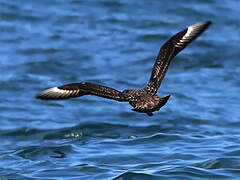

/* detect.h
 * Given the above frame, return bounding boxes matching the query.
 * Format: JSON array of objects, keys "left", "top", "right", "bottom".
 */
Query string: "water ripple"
[{"left": 0, "top": 0, "right": 240, "bottom": 179}]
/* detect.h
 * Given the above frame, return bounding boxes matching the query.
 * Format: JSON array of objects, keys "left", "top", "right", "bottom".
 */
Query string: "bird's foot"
[{"left": 147, "top": 112, "right": 153, "bottom": 116}]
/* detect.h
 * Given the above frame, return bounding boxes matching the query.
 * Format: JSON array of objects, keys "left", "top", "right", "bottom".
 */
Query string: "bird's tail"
[{"left": 160, "top": 95, "right": 171, "bottom": 107}]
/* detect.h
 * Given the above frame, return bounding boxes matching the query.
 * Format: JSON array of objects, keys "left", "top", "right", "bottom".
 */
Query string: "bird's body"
[
  {"left": 36, "top": 21, "right": 211, "bottom": 116},
  {"left": 121, "top": 88, "right": 170, "bottom": 116}
]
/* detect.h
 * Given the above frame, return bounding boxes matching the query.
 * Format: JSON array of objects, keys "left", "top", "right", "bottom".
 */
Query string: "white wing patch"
[
  {"left": 37, "top": 87, "right": 80, "bottom": 99},
  {"left": 175, "top": 22, "right": 203, "bottom": 48}
]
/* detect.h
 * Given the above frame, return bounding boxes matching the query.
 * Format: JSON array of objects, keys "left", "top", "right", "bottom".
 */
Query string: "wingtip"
[
  {"left": 206, "top": 20, "right": 212, "bottom": 24},
  {"left": 201, "top": 20, "right": 212, "bottom": 27},
  {"left": 35, "top": 93, "right": 47, "bottom": 100},
  {"left": 35, "top": 91, "right": 44, "bottom": 99},
  {"left": 192, "top": 21, "right": 212, "bottom": 28},
  {"left": 35, "top": 94, "right": 41, "bottom": 99},
  {"left": 201, "top": 20, "right": 212, "bottom": 24},
  {"left": 35, "top": 87, "right": 60, "bottom": 100},
  {"left": 35, "top": 92, "right": 48, "bottom": 100}
]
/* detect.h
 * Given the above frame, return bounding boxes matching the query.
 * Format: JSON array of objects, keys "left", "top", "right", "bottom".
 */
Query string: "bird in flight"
[{"left": 36, "top": 21, "right": 211, "bottom": 116}]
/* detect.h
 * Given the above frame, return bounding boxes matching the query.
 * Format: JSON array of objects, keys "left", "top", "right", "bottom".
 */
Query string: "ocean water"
[{"left": 0, "top": 0, "right": 239, "bottom": 179}]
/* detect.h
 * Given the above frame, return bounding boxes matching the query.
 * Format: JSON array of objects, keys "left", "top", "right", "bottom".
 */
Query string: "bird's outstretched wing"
[
  {"left": 146, "top": 21, "right": 211, "bottom": 94},
  {"left": 36, "top": 82, "right": 127, "bottom": 102}
]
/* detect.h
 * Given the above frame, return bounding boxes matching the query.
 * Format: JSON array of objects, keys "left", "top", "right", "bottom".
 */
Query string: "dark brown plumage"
[{"left": 36, "top": 21, "right": 211, "bottom": 116}]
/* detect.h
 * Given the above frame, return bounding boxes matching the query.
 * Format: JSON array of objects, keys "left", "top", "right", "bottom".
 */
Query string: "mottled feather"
[{"left": 146, "top": 21, "right": 211, "bottom": 94}]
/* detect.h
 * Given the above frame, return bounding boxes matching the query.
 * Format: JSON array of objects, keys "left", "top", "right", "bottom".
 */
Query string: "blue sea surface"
[{"left": 0, "top": 0, "right": 240, "bottom": 179}]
